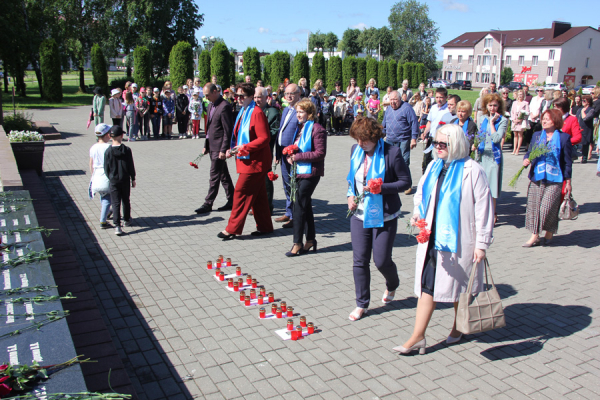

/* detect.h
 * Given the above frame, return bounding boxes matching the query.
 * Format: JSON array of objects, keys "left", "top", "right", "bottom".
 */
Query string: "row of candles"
[{"left": 208, "top": 256, "right": 315, "bottom": 339}]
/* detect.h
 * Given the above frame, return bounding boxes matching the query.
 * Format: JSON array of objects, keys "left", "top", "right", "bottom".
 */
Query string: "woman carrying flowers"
[
  {"left": 346, "top": 117, "right": 412, "bottom": 321},
  {"left": 522, "top": 109, "right": 573, "bottom": 247},
  {"left": 510, "top": 89, "right": 529, "bottom": 155},
  {"left": 394, "top": 124, "right": 494, "bottom": 354},
  {"left": 284, "top": 99, "right": 327, "bottom": 257},
  {"left": 218, "top": 83, "right": 273, "bottom": 240}
]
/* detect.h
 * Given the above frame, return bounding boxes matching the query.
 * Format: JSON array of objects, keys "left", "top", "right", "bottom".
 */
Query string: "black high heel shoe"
[
  {"left": 285, "top": 243, "right": 304, "bottom": 257},
  {"left": 303, "top": 240, "right": 318, "bottom": 253}
]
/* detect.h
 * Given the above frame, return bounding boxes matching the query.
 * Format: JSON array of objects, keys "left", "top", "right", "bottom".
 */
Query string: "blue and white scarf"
[
  {"left": 231, "top": 100, "right": 256, "bottom": 160},
  {"left": 347, "top": 139, "right": 386, "bottom": 228},
  {"left": 418, "top": 158, "right": 466, "bottom": 253},
  {"left": 533, "top": 130, "right": 562, "bottom": 183},
  {"left": 479, "top": 116, "right": 502, "bottom": 165},
  {"left": 453, "top": 117, "right": 471, "bottom": 136},
  {"left": 295, "top": 120, "right": 314, "bottom": 175}
]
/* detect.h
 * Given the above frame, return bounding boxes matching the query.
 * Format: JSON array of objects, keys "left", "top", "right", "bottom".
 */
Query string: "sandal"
[
  {"left": 382, "top": 290, "right": 395, "bottom": 304},
  {"left": 349, "top": 307, "right": 367, "bottom": 321}
]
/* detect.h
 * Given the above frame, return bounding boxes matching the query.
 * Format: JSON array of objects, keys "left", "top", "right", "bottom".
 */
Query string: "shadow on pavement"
[
  {"left": 125, "top": 215, "right": 225, "bottom": 235},
  {"left": 546, "top": 229, "right": 600, "bottom": 248},
  {"left": 44, "top": 169, "right": 86, "bottom": 176},
  {"left": 495, "top": 191, "right": 526, "bottom": 228},
  {"left": 61, "top": 131, "right": 85, "bottom": 138},
  {"left": 45, "top": 142, "right": 72, "bottom": 147}
]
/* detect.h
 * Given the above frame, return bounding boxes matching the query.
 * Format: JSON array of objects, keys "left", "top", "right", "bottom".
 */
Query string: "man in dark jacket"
[
  {"left": 176, "top": 86, "right": 190, "bottom": 138},
  {"left": 195, "top": 83, "right": 235, "bottom": 214},
  {"left": 255, "top": 87, "right": 280, "bottom": 213},
  {"left": 104, "top": 126, "right": 136, "bottom": 235}
]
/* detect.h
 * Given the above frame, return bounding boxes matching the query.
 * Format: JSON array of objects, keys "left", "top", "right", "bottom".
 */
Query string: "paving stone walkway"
[{"left": 24, "top": 106, "right": 600, "bottom": 399}]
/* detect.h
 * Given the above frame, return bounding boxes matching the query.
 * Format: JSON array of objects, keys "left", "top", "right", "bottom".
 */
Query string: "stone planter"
[{"left": 10, "top": 141, "right": 45, "bottom": 175}]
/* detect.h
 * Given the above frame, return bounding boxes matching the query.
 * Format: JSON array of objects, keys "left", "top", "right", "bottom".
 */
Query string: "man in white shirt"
[
  {"left": 528, "top": 88, "right": 545, "bottom": 130},
  {"left": 420, "top": 87, "right": 450, "bottom": 173},
  {"left": 398, "top": 80, "right": 413, "bottom": 102}
]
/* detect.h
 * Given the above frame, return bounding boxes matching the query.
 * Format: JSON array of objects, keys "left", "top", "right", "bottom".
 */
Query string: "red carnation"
[
  {"left": 419, "top": 125, "right": 426, "bottom": 130},
  {"left": 189, "top": 162, "right": 194, "bottom": 166},
  {"left": 416, "top": 229, "right": 431, "bottom": 244},
  {"left": 366, "top": 178, "right": 383, "bottom": 194},
  {"left": 283, "top": 144, "right": 299, "bottom": 155},
  {"left": 415, "top": 218, "right": 428, "bottom": 229},
  {"left": 236, "top": 145, "right": 249, "bottom": 157},
  {"left": 0, "top": 365, "right": 7, "bottom": 371},
  {"left": 438, "top": 121, "right": 446, "bottom": 126},
  {"left": 0, "top": 383, "right": 11, "bottom": 396},
  {"left": 268, "top": 172, "right": 279, "bottom": 181}
]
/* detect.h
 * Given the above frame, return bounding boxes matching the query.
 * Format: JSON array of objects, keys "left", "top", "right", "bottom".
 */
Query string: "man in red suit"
[{"left": 217, "top": 83, "right": 274, "bottom": 240}]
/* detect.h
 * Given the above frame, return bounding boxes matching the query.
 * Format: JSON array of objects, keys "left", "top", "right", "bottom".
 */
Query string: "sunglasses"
[
  {"left": 236, "top": 94, "right": 247, "bottom": 98},
  {"left": 537, "top": 90, "right": 544, "bottom": 92},
  {"left": 432, "top": 141, "right": 449, "bottom": 149}
]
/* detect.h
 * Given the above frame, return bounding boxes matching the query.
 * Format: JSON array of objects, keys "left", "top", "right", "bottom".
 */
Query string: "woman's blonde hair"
[
  {"left": 298, "top": 77, "right": 307, "bottom": 86},
  {"left": 456, "top": 100, "right": 472, "bottom": 115},
  {"left": 544, "top": 90, "right": 554, "bottom": 101},
  {"left": 433, "top": 124, "right": 470, "bottom": 162},
  {"left": 313, "top": 79, "right": 323, "bottom": 90},
  {"left": 552, "top": 90, "right": 561, "bottom": 100},
  {"left": 369, "top": 78, "right": 376, "bottom": 86},
  {"left": 295, "top": 98, "right": 316, "bottom": 121}
]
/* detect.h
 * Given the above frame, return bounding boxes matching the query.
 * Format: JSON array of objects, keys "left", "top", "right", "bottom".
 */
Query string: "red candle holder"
[
  {"left": 215, "top": 267, "right": 221, "bottom": 277},
  {"left": 287, "top": 319, "right": 294, "bottom": 331},
  {"left": 219, "top": 272, "right": 225, "bottom": 281},
  {"left": 300, "top": 316, "right": 306, "bottom": 327},
  {"left": 246, "top": 275, "right": 252, "bottom": 285},
  {"left": 280, "top": 301, "right": 287, "bottom": 313},
  {"left": 226, "top": 258, "right": 232, "bottom": 267},
  {"left": 307, "top": 322, "right": 314, "bottom": 334},
  {"left": 260, "top": 287, "right": 266, "bottom": 297},
  {"left": 228, "top": 278, "right": 233, "bottom": 288},
  {"left": 207, "top": 261, "right": 213, "bottom": 270},
  {"left": 235, "top": 267, "right": 241, "bottom": 276},
  {"left": 217, "top": 255, "right": 223, "bottom": 267},
  {"left": 258, "top": 295, "right": 264, "bottom": 305},
  {"left": 251, "top": 279, "right": 257, "bottom": 288},
  {"left": 245, "top": 296, "right": 251, "bottom": 306},
  {"left": 287, "top": 307, "right": 294, "bottom": 317},
  {"left": 268, "top": 292, "right": 274, "bottom": 303},
  {"left": 239, "top": 290, "right": 246, "bottom": 302},
  {"left": 271, "top": 303, "right": 277, "bottom": 315},
  {"left": 259, "top": 308, "right": 266, "bottom": 318},
  {"left": 233, "top": 282, "right": 239, "bottom": 292},
  {"left": 250, "top": 289, "right": 256, "bottom": 299},
  {"left": 276, "top": 308, "right": 282, "bottom": 318},
  {"left": 291, "top": 326, "right": 302, "bottom": 341}
]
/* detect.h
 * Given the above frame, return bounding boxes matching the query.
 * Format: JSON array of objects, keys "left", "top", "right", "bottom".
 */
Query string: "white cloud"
[
  {"left": 439, "top": 0, "right": 469, "bottom": 12},
  {"left": 350, "top": 22, "right": 369, "bottom": 30},
  {"left": 258, "top": 27, "right": 270, "bottom": 34}
]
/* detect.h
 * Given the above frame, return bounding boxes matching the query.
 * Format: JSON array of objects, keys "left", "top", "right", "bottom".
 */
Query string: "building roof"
[{"left": 443, "top": 22, "right": 595, "bottom": 48}]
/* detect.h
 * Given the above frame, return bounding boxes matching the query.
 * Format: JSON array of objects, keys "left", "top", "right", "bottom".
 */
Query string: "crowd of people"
[{"left": 88, "top": 74, "right": 600, "bottom": 354}]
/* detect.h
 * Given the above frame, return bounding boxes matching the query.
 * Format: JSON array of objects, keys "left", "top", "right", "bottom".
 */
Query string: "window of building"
[
  {"left": 483, "top": 55, "right": 491, "bottom": 66},
  {"left": 447, "top": 55, "right": 452, "bottom": 64},
  {"left": 482, "top": 73, "right": 490, "bottom": 83},
  {"left": 518, "top": 56, "right": 525, "bottom": 66},
  {"left": 456, "top": 72, "right": 463, "bottom": 80},
  {"left": 532, "top": 56, "right": 538, "bottom": 66},
  {"left": 589, "top": 38, "right": 592, "bottom": 49},
  {"left": 468, "top": 55, "right": 473, "bottom": 64},
  {"left": 586, "top": 58, "right": 590, "bottom": 68},
  {"left": 492, "top": 73, "right": 496, "bottom": 83},
  {"left": 527, "top": 38, "right": 534, "bottom": 42},
  {"left": 547, "top": 66, "right": 554, "bottom": 77},
  {"left": 536, "top": 37, "right": 544, "bottom": 42},
  {"left": 458, "top": 55, "right": 463, "bottom": 63},
  {"left": 493, "top": 56, "right": 497, "bottom": 66},
  {"left": 477, "top": 55, "right": 481, "bottom": 65},
  {"left": 484, "top": 38, "right": 492, "bottom": 47},
  {"left": 505, "top": 55, "right": 511, "bottom": 65},
  {"left": 466, "top": 72, "right": 472, "bottom": 81},
  {"left": 462, "top": 39, "right": 469, "bottom": 44},
  {"left": 476, "top": 73, "right": 480, "bottom": 83},
  {"left": 549, "top": 50, "right": 555, "bottom": 60}
]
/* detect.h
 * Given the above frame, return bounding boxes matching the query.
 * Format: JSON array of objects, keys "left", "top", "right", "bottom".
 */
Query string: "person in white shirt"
[
  {"left": 420, "top": 87, "right": 450, "bottom": 173},
  {"left": 528, "top": 88, "right": 545, "bottom": 131},
  {"left": 89, "top": 123, "right": 113, "bottom": 228},
  {"left": 398, "top": 80, "right": 414, "bottom": 102}
]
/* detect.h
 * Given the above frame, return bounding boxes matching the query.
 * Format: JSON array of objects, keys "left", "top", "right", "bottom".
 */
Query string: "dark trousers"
[
  {"left": 323, "top": 114, "right": 332, "bottom": 132},
  {"left": 351, "top": 216, "right": 399, "bottom": 308},
  {"left": 280, "top": 158, "right": 293, "bottom": 218},
  {"left": 226, "top": 172, "right": 273, "bottom": 235},
  {"left": 112, "top": 117, "right": 121, "bottom": 126},
  {"left": 292, "top": 176, "right": 320, "bottom": 244},
  {"left": 333, "top": 116, "right": 343, "bottom": 132},
  {"left": 177, "top": 112, "right": 189, "bottom": 134},
  {"left": 109, "top": 182, "right": 131, "bottom": 225},
  {"left": 205, "top": 152, "right": 234, "bottom": 206},
  {"left": 422, "top": 137, "right": 433, "bottom": 174},
  {"left": 151, "top": 114, "right": 161, "bottom": 138},
  {"left": 387, "top": 138, "right": 412, "bottom": 166},
  {"left": 266, "top": 175, "right": 274, "bottom": 212},
  {"left": 141, "top": 113, "right": 150, "bottom": 136}
]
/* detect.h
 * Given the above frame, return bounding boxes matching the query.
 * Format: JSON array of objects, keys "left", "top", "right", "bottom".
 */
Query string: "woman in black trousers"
[
  {"left": 285, "top": 98, "right": 327, "bottom": 256},
  {"left": 346, "top": 117, "right": 412, "bottom": 321}
]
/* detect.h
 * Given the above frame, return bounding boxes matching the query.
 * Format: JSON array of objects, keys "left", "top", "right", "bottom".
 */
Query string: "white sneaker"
[
  {"left": 124, "top": 219, "right": 133, "bottom": 227},
  {"left": 115, "top": 226, "right": 123, "bottom": 236}
]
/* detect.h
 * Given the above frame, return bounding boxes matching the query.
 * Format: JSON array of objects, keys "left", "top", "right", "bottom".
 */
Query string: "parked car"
[
  {"left": 499, "top": 81, "right": 525, "bottom": 91},
  {"left": 432, "top": 80, "right": 450, "bottom": 88},
  {"left": 544, "top": 82, "right": 566, "bottom": 91},
  {"left": 581, "top": 85, "right": 595, "bottom": 95},
  {"left": 448, "top": 80, "right": 472, "bottom": 90}
]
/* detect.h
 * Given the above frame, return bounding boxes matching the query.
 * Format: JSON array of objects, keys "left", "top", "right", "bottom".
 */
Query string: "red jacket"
[
  {"left": 563, "top": 115, "right": 582, "bottom": 145},
  {"left": 232, "top": 106, "right": 272, "bottom": 174}
]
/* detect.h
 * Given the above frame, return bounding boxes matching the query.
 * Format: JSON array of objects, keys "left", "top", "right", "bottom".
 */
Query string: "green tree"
[
  {"left": 169, "top": 41, "right": 194, "bottom": 88},
  {"left": 340, "top": 28, "right": 362, "bottom": 56},
  {"left": 403, "top": 62, "right": 413, "bottom": 88},
  {"left": 327, "top": 55, "right": 342, "bottom": 92},
  {"left": 416, "top": 63, "right": 427, "bottom": 86},
  {"left": 211, "top": 42, "right": 230, "bottom": 89},
  {"left": 378, "top": 60, "right": 388, "bottom": 90},
  {"left": 357, "top": 58, "right": 367, "bottom": 90},
  {"left": 230, "top": 53, "right": 236, "bottom": 86},
  {"left": 359, "top": 27, "right": 379, "bottom": 57},
  {"left": 389, "top": 0, "right": 440, "bottom": 71},
  {"left": 377, "top": 27, "right": 395, "bottom": 59},
  {"left": 501, "top": 67, "right": 514, "bottom": 85},
  {"left": 324, "top": 32, "right": 339, "bottom": 54},
  {"left": 91, "top": 44, "right": 108, "bottom": 95},
  {"left": 342, "top": 56, "right": 357, "bottom": 89},
  {"left": 366, "top": 58, "right": 378, "bottom": 85},
  {"left": 243, "top": 47, "right": 261, "bottom": 83},
  {"left": 39, "top": 39, "right": 62, "bottom": 102},
  {"left": 311, "top": 52, "right": 326, "bottom": 87},
  {"left": 291, "top": 52, "right": 310, "bottom": 86},
  {"left": 269, "top": 51, "right": 290, "bottom": 88},
  {"left": 397, "top": 63, "right": 404, "bottom": 87},
  {"left": 198, "top": 50, "right": 211, "bottom": 83},
  {"left": 133, "top": 46, "right": 151, "bottom": 88},
  {"left": 308, "top": 31, "right": 326, "bottom": 51},
  {"left": 388, "top": 59, "right": 397, "bottom": 89},
  {"left": 263, "top": 55, "right": 272, "bottom": 86}
]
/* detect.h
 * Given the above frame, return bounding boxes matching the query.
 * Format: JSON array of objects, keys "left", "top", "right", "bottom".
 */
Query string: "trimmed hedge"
[
  {"left": 39, "top": 39, "right": 62, "bottom": 102},
  {"left": 378, "top": 60, "right": 388, "bottom": 91},
  {"left": 91, "top": 44, "right": 108, "bottom": 95},
  {"left": 357, "top": 58, "right": 367, "bottom": 91},
  {"left": 243, "top": 47, "right": 261, "bottom": 83},
  {"left": 133, "top": 46, "right": 151, "bottom": 88},
  {"left": 342, "top": 56, "right": 357, "bottom": 90},
  {"left": 269, "top": 51, "right": 290, "bottom": 89},
  {"left": 291, "top": 52, "right": 309, "bottom": 87},
  {"left": 211, "top": 42, "right": 230, "bottom": 89},
  {"left": 397, "top": 63, "right": 404, "bottom": 87},
  {"left": 310, "top": 52, "right": 325, "bottom": 88},
  {"left": 327, "top": 56, "right": 342, "bottom": 92},
  {"left": 388, "top": 60, "right": 397, "bottom": 89},
  {"left": 366, "top": 58, "right": 378, "bottom": 87},
  {"left": 230, "top": 53, "right": 236, "bottom": 87},
  {"left": 403, "top": 62, "right": 413, "bottom": 88},
  {"left": 263, "top": 55, "right": 272, "bottom": 86},
  {"left": 169, "top": 41, "right": 194, "bottom": 89},
  {"left": 198, "top": 50, "right": 211, "bottom": 84}
]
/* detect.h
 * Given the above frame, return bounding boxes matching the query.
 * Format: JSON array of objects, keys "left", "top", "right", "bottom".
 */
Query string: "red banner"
[
  {"left": 525, "top": 74, "right": 539, "bottom": 86},
  {"left": 513, "top": 74, "right": 525, "bottom": 83},
  {"left": 564, "top": 75, "right": 576, "bottom": 89}
]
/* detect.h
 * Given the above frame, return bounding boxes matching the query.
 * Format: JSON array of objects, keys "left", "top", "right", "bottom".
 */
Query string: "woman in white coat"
[{"left": 393, "top": 124, "right": 494, "bottom": 355}]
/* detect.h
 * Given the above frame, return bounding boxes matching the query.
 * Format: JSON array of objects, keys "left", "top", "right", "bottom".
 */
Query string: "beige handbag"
[{"left": 456, "top": 258, "right": 506, "bottom": 335}]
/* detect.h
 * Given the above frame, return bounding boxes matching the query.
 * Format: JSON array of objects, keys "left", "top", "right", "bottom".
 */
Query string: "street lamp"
[
  {"left": 313, "top": 47, "right": 323, "bottom": 52},
  {"left": 201, "top": 35, "right": 216, "bottom": 51}
]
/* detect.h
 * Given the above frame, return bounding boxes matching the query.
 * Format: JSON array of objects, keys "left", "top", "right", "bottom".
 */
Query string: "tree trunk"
[
  {"left": 21, "top": 2, "right": 43, "bottom": 99},
  {"left": 126, "top": 66, "right": 132, "bottom": 77},
  {"left": 16, "top": 69, "right": 26, "bottom": 97},
  {"left": 3, "top": 69, "right": 8, "bottom": 93},
  {"left": 79, "top": 67, "right": 85, "bottom": 93}
]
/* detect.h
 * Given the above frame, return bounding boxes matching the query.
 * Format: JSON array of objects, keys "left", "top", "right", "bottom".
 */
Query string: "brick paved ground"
[{"left": 23, "top": 106, "right": 600, "bottom": 399}]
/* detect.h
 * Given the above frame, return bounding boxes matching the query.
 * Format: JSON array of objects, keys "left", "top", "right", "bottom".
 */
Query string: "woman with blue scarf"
[
  {"left": 522, "top": 109, "right": 572, "bottom": 247},
  {"left": 450, "top": 100, "right": 477, "bottom": 147},
  {"left": 347, "top": 117, "right": 412, "bottom": 321},
  {"left": 218, "top": 83, "right": 273, "bottom": 240},
  {"left": 394, "top": 124, "right": 494, "bottom": 354},
  {"left": 476, "top": 93, "right": 507, "bottom": 225},
  {"left": 285, "top": 99, "right": 328, "bottom": 256}
]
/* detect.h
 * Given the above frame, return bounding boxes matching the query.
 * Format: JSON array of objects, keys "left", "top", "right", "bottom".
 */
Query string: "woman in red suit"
[
  {"left": 218, "top": 83, "right": 274, "bottom": 240},
  {"left": 554, "top": 98, "right": 581, "bottom": 145}
]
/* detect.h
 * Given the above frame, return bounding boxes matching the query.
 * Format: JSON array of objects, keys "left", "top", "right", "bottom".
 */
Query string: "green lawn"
[{"left": 1, "top": 71, "right": 127, "bottom": 110}]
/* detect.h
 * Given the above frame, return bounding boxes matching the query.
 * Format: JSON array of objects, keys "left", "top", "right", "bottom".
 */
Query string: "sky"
[{"left": 194, "top": 0, "right": 600, "bottom": 59}]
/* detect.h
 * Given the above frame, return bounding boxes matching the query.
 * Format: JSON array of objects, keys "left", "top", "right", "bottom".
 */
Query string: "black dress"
[{"left": 577, "top": 106, "right": 594, "bottom": 146}]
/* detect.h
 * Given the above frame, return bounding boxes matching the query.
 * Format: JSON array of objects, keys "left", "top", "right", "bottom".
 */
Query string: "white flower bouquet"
[{"left": 8, "top": 130, "right": 45, "bottom": 142}]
